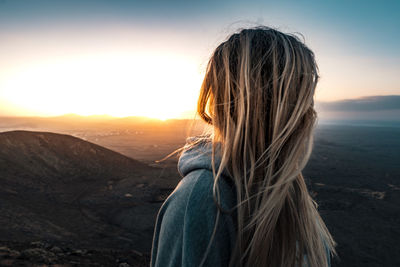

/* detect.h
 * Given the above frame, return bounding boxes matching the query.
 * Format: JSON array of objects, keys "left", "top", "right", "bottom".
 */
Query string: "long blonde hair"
[{"left": 194, "top": 26, "right": 336, "bottom": 267}]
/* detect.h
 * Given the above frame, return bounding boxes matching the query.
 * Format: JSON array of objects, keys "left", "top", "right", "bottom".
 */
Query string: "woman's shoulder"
[
  {"left": 152, "top": 169, "right": 237, "bottom": 267},
  {"left": 166, "top": 168, "right": 236, "bottom": 214}
]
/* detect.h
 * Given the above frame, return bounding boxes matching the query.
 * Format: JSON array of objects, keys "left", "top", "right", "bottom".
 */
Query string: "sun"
[{"left": 0, "top": 51, "right": 203, "bottom": 120}]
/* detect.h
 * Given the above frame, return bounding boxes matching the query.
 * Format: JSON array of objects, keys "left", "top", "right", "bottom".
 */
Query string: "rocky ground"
[{"left": 0, "top": 240, "right": 150, "bottom": 267}]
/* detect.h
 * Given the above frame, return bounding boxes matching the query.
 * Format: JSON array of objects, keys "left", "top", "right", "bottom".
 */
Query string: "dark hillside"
[{"left": 0, "top": 130, "right": 176, "bottom": 266}]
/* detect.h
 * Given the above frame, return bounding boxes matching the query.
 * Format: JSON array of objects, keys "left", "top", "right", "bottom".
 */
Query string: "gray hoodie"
[
  {"left": 150, "top": 138, "right": 331, "bottom": 267},
  {"left": 150, "top": 139, "right": 237, "bottom": 267}
]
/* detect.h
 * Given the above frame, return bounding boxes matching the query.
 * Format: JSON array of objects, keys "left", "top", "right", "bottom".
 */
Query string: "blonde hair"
[{"left": 193, "top": 26, "right": 336, "bottom": 267}]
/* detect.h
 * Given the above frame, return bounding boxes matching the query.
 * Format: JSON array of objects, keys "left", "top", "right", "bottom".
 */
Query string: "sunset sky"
[{"left": 0, "top": 0, "right": 399, "bottom": 120}]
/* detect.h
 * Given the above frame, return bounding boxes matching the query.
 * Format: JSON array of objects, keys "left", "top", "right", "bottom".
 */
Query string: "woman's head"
[
  {"left": 198, "top": 26, "right": 317, "bottom": 160},
  {"left": 196, "top": 26, "right": 335, "bottom": 267}
]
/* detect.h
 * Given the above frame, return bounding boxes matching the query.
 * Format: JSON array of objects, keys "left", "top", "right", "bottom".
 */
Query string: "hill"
[{"left": 0, "top": 130, "right": 174, "bottom": 257}]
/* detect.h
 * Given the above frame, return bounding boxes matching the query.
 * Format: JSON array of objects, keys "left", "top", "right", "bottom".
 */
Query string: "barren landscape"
[{"left": 0, "top": 116, "right": 399, "bottom": 266}]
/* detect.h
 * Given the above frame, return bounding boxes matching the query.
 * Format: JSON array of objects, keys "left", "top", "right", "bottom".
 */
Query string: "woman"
[{"left": 151, "top": 26, "right": 336, "bottom": 267}]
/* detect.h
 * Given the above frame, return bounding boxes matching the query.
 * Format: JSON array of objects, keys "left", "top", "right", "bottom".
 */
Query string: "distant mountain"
[
  {"left": 316, "top": 95, "right": 400, "bottom": 111},
  {"left": 0, "top": 130, "right": 174, "bottom": 252},
  {"left": 315, "top": 95, "right": 400, "bottom": 123}
]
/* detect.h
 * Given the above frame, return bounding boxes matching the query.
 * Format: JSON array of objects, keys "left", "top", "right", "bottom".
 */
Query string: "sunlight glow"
[{"left": 0, "top": 51, "right": 203, "bottom": 120}]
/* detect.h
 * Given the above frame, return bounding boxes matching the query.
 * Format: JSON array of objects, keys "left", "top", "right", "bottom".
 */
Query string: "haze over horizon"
[
  {"left": 1, "top": 95, "right": 400, "bottom": 124},
  {"left": 0, "top": 0, "right": 399, "bottom": 120}
]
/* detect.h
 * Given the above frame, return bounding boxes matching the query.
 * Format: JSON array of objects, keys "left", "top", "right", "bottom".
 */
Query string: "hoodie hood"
[{"left": 177, "top": 137, "right": 232, "bottom": 180}]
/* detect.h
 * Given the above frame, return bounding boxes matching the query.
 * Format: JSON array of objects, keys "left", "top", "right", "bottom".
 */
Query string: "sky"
[{"left": 0, "top": 0, "right": 399, "bottom": 119}]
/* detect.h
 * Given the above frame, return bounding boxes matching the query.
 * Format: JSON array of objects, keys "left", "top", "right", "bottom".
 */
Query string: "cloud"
[{"left": 315, "top": 95, "right": 400, "bottom": 112}]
